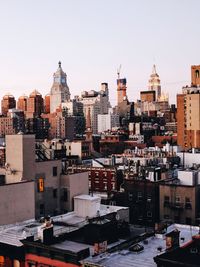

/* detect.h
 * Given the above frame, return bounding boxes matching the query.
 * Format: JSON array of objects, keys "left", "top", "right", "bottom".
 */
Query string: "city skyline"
[{"left": 1, "top": 0, "right": 200, "bottom": 105}]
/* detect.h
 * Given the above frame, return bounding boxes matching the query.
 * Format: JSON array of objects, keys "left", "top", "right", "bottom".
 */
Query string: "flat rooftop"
[
  {"left": 51, "top": 240, "right": 91, "bottom": 253},
  {"left": 82, "top": 224, "right": 200, "bottom": 267}
]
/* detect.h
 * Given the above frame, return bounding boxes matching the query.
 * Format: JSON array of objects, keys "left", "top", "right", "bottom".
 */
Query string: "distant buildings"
[
  {"left": 97, "top": 108, "right": 120, "bottom": 133},
  {"left": 78, "top": 83, "right": 110, "bottom": 134}
]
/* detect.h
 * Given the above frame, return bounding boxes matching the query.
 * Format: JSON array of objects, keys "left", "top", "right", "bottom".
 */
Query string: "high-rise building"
[
  {"left": 140, "top": 90, "right": 156, "bottom": 102},
  {"left": 50, "top": 62, "right": 70, "bottom": 113},
  {"left": 44, "top": 94, "right": 50, "bottom": 114},
  {"left": 148, "top": 65, "right": 161, "bottom": 100},
  {"left": 177, "top": 66, "right": 200, "bottom": 149},
  {"left": 42, "top": 112, "right": 75, "bottom": 140},
  {"left": 117, "top": 78, "right": 127, "bottom": 105},
  {"left": 1, "top": 94, "right": 16, "bottom": 116},
  {"left": 177, "top": 87, "right": 200, "bottom": 149},
  {"left": 17, "top": 95, "right": 28, "bottom": 112},
  {"left": 98, "top": 108, "right": 120, "bottom": 133},
  {"left": 26, "top": 90, "right": 44, "bottom": 118},
  {"left": 79, "top": 83, "right": 110, "bottom": 134}
]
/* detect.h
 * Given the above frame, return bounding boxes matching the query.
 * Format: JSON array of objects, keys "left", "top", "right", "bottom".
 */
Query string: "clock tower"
[{"left": 50, "top": 62, "right": 70, "bottom": 113}]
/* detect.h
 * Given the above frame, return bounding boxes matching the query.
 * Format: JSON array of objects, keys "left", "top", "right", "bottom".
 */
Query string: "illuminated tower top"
[{"left": 148, "top": 64, "right": 161, "bottom": 100}]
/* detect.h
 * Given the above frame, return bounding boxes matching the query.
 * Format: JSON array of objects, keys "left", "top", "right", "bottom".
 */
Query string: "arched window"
[{"left": 195, "top": 70, "right": 199, "bottom": 78}]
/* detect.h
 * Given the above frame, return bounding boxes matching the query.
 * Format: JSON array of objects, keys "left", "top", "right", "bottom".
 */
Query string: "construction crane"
[{"left": 117, "top": 64, "right": 122, "bottom": 79}]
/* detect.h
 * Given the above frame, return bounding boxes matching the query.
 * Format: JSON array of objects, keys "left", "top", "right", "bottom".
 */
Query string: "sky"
[{"left": 0, "top": 0, "right": 200, "bottom": 106}]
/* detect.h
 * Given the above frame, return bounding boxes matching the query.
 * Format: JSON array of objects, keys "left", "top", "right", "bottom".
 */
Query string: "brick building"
[{"left": 1, "top": 94, "right": 16, "bottom": 116}]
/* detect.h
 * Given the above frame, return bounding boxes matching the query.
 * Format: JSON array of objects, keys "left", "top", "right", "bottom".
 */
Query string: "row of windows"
[{"left": 164, "top": 196, "right": 191, "bottom": 203}]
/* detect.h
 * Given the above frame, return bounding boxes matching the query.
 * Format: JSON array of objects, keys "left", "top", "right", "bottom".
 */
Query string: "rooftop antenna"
[{"left": 117, "top": 64, "right": 122, "bottom": 79}]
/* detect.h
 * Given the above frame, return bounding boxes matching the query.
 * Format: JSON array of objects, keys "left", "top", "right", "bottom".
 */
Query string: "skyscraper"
[
  {"left": 50, "top": 62, "right": 70, "bottom": 113},
  {"left": 148, "top": 65, "right": 161, "bottom": 100},
  {"left": 117, "top": 78, "right": 127, "bottom": 105}
]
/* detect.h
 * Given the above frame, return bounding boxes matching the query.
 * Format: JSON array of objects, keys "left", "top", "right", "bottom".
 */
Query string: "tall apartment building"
[
  {"left": 177, "top": 66, "right": 200, "bottom": 149},
  {"left": 50, "top": 62, "right": 70, "bottom": 113},
  {"left": 44, "top": 94, "right": 50, "bottom": 113},
  {"left": 79, "top": 83, "right": 110, "bottom": 133},
  {"left": 42, "top": 111, "right": 75, "bottom": 140},
  {"left": 26, "top": 90, "right": 44, "bottom": 118},
  {"left": 1, "top": 94, "right": 16, "bottom": 116},
  {"left": 17, "top": 95, "right": 28, "bottom": 112},
  {"left": 98, "top": 108, "right": 120, "bottom": 133}
]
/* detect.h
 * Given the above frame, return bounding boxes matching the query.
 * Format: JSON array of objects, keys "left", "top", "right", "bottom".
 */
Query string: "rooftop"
[{"left": 82, "top": 224, "right": 200, "bottom": 267}]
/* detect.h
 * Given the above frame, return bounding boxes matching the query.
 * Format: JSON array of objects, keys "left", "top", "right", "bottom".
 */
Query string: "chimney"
[{"left": 38, "top": 216, "right": 54, "bottom": 244}]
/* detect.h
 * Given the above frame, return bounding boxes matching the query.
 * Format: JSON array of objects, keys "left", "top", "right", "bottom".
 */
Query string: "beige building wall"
[
  {"left": 35, "top": 159, "right": 62, "bottom": 217},
  {"left": 5, "top": 134, "right": 36, "bottom": 183},
  {"left": 160, "top": 184, "right": 198, "bottom": 225},
  {"left": 186, "top": 94, "right": 200, "bottom": 131},
  {"left": 0, "top": 181, "right": 35, "bottom": 225},
  {"left": 60, "top": 172, "right": 89, "bottom": 212}
]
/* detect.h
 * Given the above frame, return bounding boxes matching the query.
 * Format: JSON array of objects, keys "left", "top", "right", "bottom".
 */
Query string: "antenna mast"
[{"left": 117, "top": 64, "right": 122, "bottom": 79}]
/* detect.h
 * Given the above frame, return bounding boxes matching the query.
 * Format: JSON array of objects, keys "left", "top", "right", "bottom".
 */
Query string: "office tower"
[{"left": 148, "top": 65, "right": 161, "bottom": 100}]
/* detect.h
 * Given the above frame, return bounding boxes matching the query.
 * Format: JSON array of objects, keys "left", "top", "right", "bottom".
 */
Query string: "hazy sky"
[{"left": 0, "top": 0, "right": 200, "bottom": 105}]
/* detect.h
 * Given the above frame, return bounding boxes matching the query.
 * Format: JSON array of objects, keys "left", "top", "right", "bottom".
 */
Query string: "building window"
[
  {"left": 147, "top": 211, "right": 152, "bottom": 218},
  {"left": 137, "top": 191, "right": 142, "bottom": 201},
  {"left": 38, "top": 178, "right": 44, "bottom": 192},
  {"left": 40, "top": 204, "right": 44, "bottom": 215},
  {"left": 53, "top": 166, "right": 57, "bottom": 176},
  {"left": 128, "top": 193, "right": 133, "bottom": 201},
  {"left": 186, "top": 217, "right": 192, "bottom": 225},
  {"left": 175, "top": 196, "right": 181, "bottom": 203},
  {"left": 164, "top": 196, "right": 170, "bottom": 207},
  {"left": 147, "top": 194, "right": 152, "bottom": 202},
  {"left": 195, "top": 70, "right": 199, "bottom": 78},
  {"left": 53, "top": 189, "right": 57, "bottom": 198},
  {"left": 63, "top": 189, "right": 68, "bottom": 202},
  {"left": 185, "top": 197, "right": 192, "bottom": 209}
]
